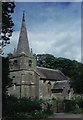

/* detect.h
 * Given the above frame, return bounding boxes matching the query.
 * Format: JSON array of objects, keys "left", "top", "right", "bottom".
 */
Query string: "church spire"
[{"left": 16, "top": 11, "right": 30, "bottom": 55}]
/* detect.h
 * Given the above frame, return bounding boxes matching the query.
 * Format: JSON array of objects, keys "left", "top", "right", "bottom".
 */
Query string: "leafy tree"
[
  {"left": 2, "top": 57, "right": 12, "bottom": 94},
  {"left": 2, "top": 57, "right": 13, "bottom": 116},
  {"left": 1, "top": 2, "right": 15, "bottom": 48},
  {"left": 37, "top": 54, "right": 55, "bottom": 68}
]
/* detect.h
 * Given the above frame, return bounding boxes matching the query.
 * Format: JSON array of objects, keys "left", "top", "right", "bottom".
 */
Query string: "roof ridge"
[{"left": 37, "top": 66, "right": 61, "bottom": 72}]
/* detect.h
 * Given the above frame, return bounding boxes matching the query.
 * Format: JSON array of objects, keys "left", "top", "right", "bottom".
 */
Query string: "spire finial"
[{"left": 23, "top": 10, "right": 25, "bottom": 21}]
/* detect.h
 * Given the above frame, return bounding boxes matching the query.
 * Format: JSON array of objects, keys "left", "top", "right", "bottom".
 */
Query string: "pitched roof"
[
  {"left": 52, "top": 81, "right": 70, "bottom": 93},
  {"left": 37, "top": 66, "right": 67, "bottom": 81},
  {"left": 53, "top": 81, "right": 69, "bottom": 89}
]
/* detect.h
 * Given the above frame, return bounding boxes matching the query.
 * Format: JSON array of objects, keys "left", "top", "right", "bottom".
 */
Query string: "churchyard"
[{"left": 2, "top": 94, "right": 83, "bottom": 120}]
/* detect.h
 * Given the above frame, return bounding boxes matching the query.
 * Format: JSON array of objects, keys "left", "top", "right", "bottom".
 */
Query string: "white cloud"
[
  {"left": 4, "top": 24, "right": 81, "bottom": 62},
  {"left": 3, "top": 31, "right": 20, "bottom": 55},
  {"left": 3, "top": 2, "right": 81, "bottom": 62}
]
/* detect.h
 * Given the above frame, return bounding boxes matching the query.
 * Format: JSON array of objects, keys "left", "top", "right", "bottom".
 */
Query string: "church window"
[
  {"left": 29, "top": 60, "right": 32, "bottom": 67},
  {"left": 13, "top": 83, "right": 16, "bottom": 90},
  {"left": 12, "top": 76, "right": 15, "bottom": 78},
  {"left": 13, "top": 59, "right": 18, "bottom": 66},
  {"left": 47, "top": 81, "right": 52, "bottom": 93},
  {"left": 48, "top": 81, "right": 51, "bottom": 85},
  {"left": 14, "top": 59, "right": 18, "bottom": 64}
]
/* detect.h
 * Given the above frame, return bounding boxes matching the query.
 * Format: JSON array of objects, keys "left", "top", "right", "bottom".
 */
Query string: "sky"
[
  {"left": 2, "top": 0, "right": 82, "bottom": 2},
  {"left": 3, "top": 2, "right": 81, "bottom": 62},
  {"left": 14, "top": 0, "right": 81, "bottom": 1}
]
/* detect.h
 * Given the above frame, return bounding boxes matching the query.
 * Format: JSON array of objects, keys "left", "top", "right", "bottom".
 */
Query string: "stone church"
[{"left": 8, "top": 13, "right": 70, "bottom": 99}]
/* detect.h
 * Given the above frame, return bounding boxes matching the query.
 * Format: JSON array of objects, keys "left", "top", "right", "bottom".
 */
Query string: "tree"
[
  {"left": 37, "top": 54, "right": 55, "bottom": 68},
  {"left": 2, "top": 57, "right": 12, "bottom": 94},
  {"left": 1, "top": 2, "right": 15, "bottom": 49},
  {"left": 2, "top": 57, "right": 13, "bottom": 116}
]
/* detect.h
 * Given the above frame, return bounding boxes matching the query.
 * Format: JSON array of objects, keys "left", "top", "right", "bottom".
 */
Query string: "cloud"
[
  {"left": 4, "top": 22, "right": 81, "bottom": 62},
  {"left": 3, "top": 32, "right": 20, "bottom": 55},
  {"left": 3, "top": 2, "right": 81, "bottom": 63},
  {"left": 31, "top": 29, "right": 80, "bottom": 61}
]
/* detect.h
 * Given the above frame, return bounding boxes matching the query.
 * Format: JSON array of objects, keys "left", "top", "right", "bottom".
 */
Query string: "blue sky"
[{"left": 4, "top": 2, "right": 81, "bottom": 62}]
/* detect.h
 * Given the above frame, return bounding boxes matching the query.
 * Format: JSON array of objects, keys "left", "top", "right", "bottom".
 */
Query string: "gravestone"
[{"left": 62, "top": 86, "right": 68, "bottom": 99}]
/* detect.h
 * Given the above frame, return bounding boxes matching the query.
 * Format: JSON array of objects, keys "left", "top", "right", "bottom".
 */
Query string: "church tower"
[{"left": 9, "top": 12, "right": 39, "bottom": 98}]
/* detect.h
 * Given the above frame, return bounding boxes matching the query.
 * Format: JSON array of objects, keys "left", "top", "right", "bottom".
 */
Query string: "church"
[{"left": 8, "top": 12, "right": 70, "bottom": 100}]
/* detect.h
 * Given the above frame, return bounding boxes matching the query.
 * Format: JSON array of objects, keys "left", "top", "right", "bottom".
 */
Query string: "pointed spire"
[{"left": 16, "top": 11, "right": 30, "bottom": 55}]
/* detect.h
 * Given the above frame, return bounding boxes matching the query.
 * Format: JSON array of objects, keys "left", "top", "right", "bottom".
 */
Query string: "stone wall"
[{"left": 9, "top": 70, "right": 39, "bottom": 98}]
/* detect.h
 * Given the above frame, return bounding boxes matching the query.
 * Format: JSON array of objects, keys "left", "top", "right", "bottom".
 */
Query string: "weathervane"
[{"left": 23, "top": 10, "right": 25, "bottom": 21}]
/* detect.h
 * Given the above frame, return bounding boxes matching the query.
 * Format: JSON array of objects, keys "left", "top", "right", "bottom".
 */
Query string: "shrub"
[{"left": 64, "top": 100, "right": 76, "bottom": 112}]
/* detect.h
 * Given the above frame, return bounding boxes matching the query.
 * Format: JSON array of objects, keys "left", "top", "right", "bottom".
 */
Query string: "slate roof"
[
  {"left": 53, "top": 81, "right": 69, "bottom": 89},
  {"left": 37, "top": 67, "right": 67, "bottom": 81},
  {"left": 52, "top": 81, "right": 70, "bottom": 93}
]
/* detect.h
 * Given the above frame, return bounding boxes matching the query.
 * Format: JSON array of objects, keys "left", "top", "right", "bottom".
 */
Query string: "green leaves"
[
  {"left": 2, "top": 57, "right": 12, "bottom": 93},
  {"left": 3, "top": 96, "right": 43, "bottom": 118},
  {"left": 1, "top": 2, "right": 15, "bottom": 48}
]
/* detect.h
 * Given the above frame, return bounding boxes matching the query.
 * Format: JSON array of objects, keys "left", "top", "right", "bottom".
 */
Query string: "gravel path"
[{"left": 48, "top": 113, "right": 82, "bottom": 120}]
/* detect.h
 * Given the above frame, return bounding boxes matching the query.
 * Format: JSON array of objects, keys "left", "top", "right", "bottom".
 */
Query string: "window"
[
  {"left": 12, "top": 76, "right": 15, "bottom": 78},
  {"left": 48, "top": 81, "right": 51, "bottom": 85},
  {"left": 13, "top": 59, "right": 18, "bottom": 65},
  {"left": 13, "top": 83, "right": 16, "bottom": 90},
  {"left": 14, "top": 59, "right": 18, "bottom": 63},
  {"left": 29, "top": 60, "right": 32, "bottom": 67},
  {"left": 47, "top": 81, "right": 52, "bottom": 94}
]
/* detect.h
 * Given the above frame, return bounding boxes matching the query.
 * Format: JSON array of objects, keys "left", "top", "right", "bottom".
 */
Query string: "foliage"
[
  {"left": 37, "top": 54, "right": 55, "bottom": 68},
  {"left": 64, "top": 100, "right": 76, "bottom": 112},
  {"left": 64, "top": 98, "right": 83, "bottom": 114},
  {"left": 2, "top": 57, "right": 13, "bottom": 117},
  {"left": 1, "top": 2, "right": 15, "bottom": 48},
  {"left": 70, "top": 109, "right": 81, "bottom": 114},
  {"left": 2, "top": 57, "right": 12, "bottom": 93},
  {"left": 75, "top": 97, "right": 83, "bottom": 108},
  {"left": 4, "top": 96, "right": 42, "bottom": 116},
  {"left": 3, "top": 96, "right": 53, "bottom": 119},
  {"left": 36, "top": 54, "right": 83, "bottom": 94}
]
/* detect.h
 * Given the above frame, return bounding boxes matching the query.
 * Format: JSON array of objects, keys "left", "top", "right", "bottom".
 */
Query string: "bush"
[
  {"left": 3, "top": 96, "right": 53, "bottom": 119},
  {"left": 3, "top": 96, "right": 43, "bottom": 117},
  {"left": 75, "top": 98, "right": 83, "bottom": 108},
  {"left": 64, "top": 100, "right": 76, "bottom": 112},
  {"left": 71, "top": 108, "right": 81, "bottom": 114}
]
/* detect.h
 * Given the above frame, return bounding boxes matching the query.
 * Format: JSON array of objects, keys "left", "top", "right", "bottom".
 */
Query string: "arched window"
[
  {"left": 47, "top": 81, "right": 52, "bottom": 94},
  {"left": 29, "top": 60, "right": 32, "bottom": 67},
  {"left": 48, "top": 81, "right": 51, "bottom": 85}
]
